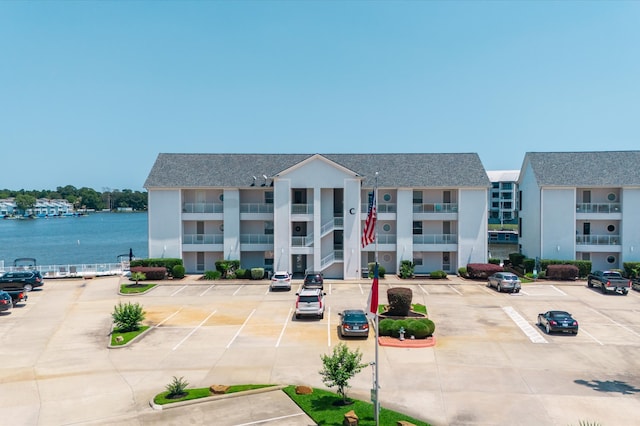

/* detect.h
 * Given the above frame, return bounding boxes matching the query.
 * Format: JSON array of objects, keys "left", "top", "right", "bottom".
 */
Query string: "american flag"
[{"left": 361, "top": 191, "right": 376, "bottom": 248}]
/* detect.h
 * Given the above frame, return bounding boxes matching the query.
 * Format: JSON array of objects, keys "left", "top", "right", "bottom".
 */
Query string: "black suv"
[
  {"left": 0, "top": 271, "right": 44, "bottom": 291},
  {"left": 303, "top": 272, "right": 324, "bottom": 290}
]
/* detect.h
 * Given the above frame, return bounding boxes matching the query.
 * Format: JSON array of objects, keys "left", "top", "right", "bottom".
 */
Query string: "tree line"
[{"left": 0, "top": 186, "right": 148, "bottom": 212}]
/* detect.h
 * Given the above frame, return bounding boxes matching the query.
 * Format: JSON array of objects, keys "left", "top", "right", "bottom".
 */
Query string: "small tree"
[
  {"left": 319, "top": 343, "right": 368, "bottom": 404},
  {"left": 130, "top": 272, "right": 146, "bottom": 285},
  {"left": 112, "top": 301, "right": 146, "bottom": 332}
]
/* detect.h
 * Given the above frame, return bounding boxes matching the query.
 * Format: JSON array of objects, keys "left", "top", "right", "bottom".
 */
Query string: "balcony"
[
  {"left": 183, "top": 234, "right": 224, "bottom": 244},
  {"left": 292, "top": 234, "right": 314, "bottom": 247},
  {"left": 361, "top": 202, "right": 396, "bottom": 213},
  {"left": 576, "top": 203, "right": 621, "bottom": 214},
  {"left": 183, "top": 203, "right": 223, "bottom": 213},
  {"left": 291, "top": 204, "right": 313, "bottom": 214},
  {"left": 413, "top": 234, "right": 458, "bottom": 244},
  {"left": 413, "top": 203, "right": 458, "bottom": 213},
  {"left": 576, "top": 234, "right": 620, "bottom": 245},
  {"left": 240, "top": 203, "right": 273, "bottom": 214},
  {"left": 240, "top": 234, "right": 274, "bottom": 245}
]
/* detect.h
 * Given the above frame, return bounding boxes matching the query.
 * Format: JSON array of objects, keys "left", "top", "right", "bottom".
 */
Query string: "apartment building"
[
  {"left": 517, "top": 151, "right": 640, "bottom": 271},
  {"left": 487, "top": 170, "right": 519, "bottom": 226},
  {"left": 144, "top": 153, "right": 490, "bottom": 278}
]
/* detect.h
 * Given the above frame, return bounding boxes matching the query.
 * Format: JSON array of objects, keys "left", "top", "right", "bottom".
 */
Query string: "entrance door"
[{"left": 293, "top": 255, "right": 306, "bottom": 276}]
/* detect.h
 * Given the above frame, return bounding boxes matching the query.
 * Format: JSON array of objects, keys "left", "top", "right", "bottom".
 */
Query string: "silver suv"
[{"left": 295, "top": 288, "right": 326, "bottom": 319}]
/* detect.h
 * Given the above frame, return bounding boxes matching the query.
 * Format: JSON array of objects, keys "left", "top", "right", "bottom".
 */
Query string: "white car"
[{"left": 270, "top": 271, "right": 291, "bottom": 291}]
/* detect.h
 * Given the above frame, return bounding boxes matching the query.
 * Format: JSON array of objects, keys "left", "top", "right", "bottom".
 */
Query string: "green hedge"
[
  {"left": 130, "top": 258, "right": 183, "bottom": 276},
  {"left": 623, "top": 262, "right": 640, "bottom": 278},
  {"left": 367, "top": 263, "right": 386, "bottom": 278},
  {"left": 379, "top": 317, "right": 435, "bottom": 339}
]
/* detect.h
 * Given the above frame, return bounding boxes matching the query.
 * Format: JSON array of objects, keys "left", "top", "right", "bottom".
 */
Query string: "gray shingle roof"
[
  {"left": 523, "top": 151, "right": 640, "bottom": 187},
  {"left": 144, "top": 153, "right": 490, "bottom": 189}
]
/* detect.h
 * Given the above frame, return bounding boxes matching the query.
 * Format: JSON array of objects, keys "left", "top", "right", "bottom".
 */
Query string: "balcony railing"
[
  {"left": 413, "top": 203, "right": 458, "bottom": 213},
  {"left": 291, "top": 235, "right": 314, "bottom": 247},
  {"left": 376, "top": 234, "right": 396, "bottom": 244},
  {"left": 240, "top": 203, "right": 273, "bottom": 214},
  {"left": 576, "top": 234, "right": 620, "bottom": 245},
  {"left": 240, "top": 234, "right": 274, "bottom": 244},
  {"left": 183, "top": 203, "right": 223, "bottom": 213},
  {"left": 576, "top": 203, "right": 621, "bottom": 213},
  {"left": 292, "top": 204, "right": 313, "bottom": 214},
  {"left": 361, "top": 203, "right": 396, "bottom": 213},
  {"left": 183, "top": 234, "right": 224, "bottom": 244},
  {"left": 320, "top": 217, "right": 344, "bottom": 235},
  {"left": 413, "top": 234, "right": 458, "bottom": 244},
  {"left": 321, "top": 250, "right": 344, "bottom": 268}
]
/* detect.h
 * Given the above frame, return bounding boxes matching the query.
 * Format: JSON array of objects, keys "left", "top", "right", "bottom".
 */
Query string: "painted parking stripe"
[
  {"left": 448, "top": 285, "right": 462, "bottom": 295},
  {"left": 550, "top": 285, "right": 567, "bottom": 296},
  {"left": 275, "top": 307, "right": 293, "bottom": 347},
  {"left": 156, "top": 308, "right": 183, "bottom": 326},
  {"left": 235, "top": 412, "right": 307, "bottom": 426},
  {"left": 170, "top": 285, "right": 188, "bottom": 296},
  {"left": 502, "top": 306, "right": 548, "bottom": 344},
  {"left": 172, "top": 309, "right": 217, "bottom": 351},
  {"left": 418, "top": 284, "right": 429, "bottom": 295},
  {"left": 226, "top": 308, "right": 256, "bottom": 348},
  {"left": 232, "top": 285, "right": 245, "bottom": 296},
  {"left": 580, "top": 328, "right": 604, "bottom": 345},
  {"left": 358, "top": 283, "right": 365, "bottom": 294},
  {"left": 199, "top": 284, "right": 215, "bottom": 297},
  {"left": 587, "top": 307, "right": 640, "bottom": 338}
]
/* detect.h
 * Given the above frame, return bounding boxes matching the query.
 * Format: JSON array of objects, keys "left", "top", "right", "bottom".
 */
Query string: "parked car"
[
  {"left": 338, "top": 309, "right": 369, "bottom": 338},
  {"left": 295, "top": 288, "right": 326, "bottom": 319},
  {"left": 270, "top": 271, "right": 291, "bottom": 291},
  {"left": 487, "top": 272, "right": 521, "bottom": 293},
  {"left": 0, "top": 291, "right": 13, "bottom": 313},
  {"left": 537, "top": 310, "right": 579, "bottom": 335},
  {"left": 587, "top": 270, "right": 631, "bottom": 295},
  {"left": 633, "top": 278, "right": 640, "bottom": 292},
  {"left": 303, "top": 272, "right": 324, "bottom": 290},
  {"left": 0, "top": 270, "right": 44, "bottom": 292}
]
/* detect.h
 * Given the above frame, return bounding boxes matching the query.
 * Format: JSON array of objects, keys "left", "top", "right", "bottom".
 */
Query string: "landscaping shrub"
[
  {"left": 488, "top": 258, "right": 501, "bottom": 265},
  {"left": 215, "top": 260, "right": 241, "bottom": 278},
  {"left": 623, "top": 262, "right": 640, "bottom": 278},
  {"left": 131, "top": 258, "right": 183, "bottom": 276},
  {"left": 429, "top": 270, "right": 447, "bottom": 279},
  {"left": 406, "top": 319, "right": 432, "bottom": 339},
  {"left": 250, "top": 268, "right": 265, "bottom": 280},
  {"left": 165, "top": 376, "right": 189, "bottom": 399},
  {"left": 466, "top": 263, "right": 503, "bottom": 279},
  {"left": 523, "top": 258, "right": 536, "bottom": 273},
  {"left": 203, "top": 270, "right": 221, "bottom": 280},
  {"left": 130, "top": 266, "right": 166, "bottom": 280},
  {"left": 235, "top": 268, "right": 246, "bottom": 279},
  {"left": 546, "top": 264, "right": 579, "bottom": 280},
  {"left": 378, "top": 318, "right": 395, "bottom": 337},
  {"left": 386, "top": 287, "right": 413, "bottom": 316},
  {"left": 509, "top": 253, "right": 525, "bottom": 267},
  {"left": 399, "top": 260, "right": 414, "bottom": 279},
  {"left": 172, "top": 265, "right": 185, "bottom": 279},
  {"left": 389, "top": 319, "right": 410, "bottom": 338},
  {"left": 539, "top": 259, "right": 591, "bottom": 278},
  {"left": 367, "top": 262, "right": 386, "bottom": 278},
  {"left": 112, "top": 301, "right": 145, "bottom": 332},
  {"left": 458, "top": 267, "right": 468, "bottom": 277}
]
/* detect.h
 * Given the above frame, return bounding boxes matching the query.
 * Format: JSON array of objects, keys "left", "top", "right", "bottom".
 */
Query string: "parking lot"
[{"left": 1, "top": 275, "right": 640, "bottom": 425}]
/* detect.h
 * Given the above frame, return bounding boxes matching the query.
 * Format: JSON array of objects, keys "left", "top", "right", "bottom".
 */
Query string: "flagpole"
[{"left": 373, "top": 171, "right": 380, "bottom": 426}]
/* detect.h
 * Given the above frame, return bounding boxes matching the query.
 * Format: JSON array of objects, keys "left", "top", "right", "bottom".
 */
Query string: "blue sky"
[{"left": 1, "top": 1, "right": 639, "bottom": 192}]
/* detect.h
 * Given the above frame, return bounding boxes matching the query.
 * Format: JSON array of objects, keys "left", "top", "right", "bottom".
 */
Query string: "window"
[
  {"left": 413, "top": 221, "right": 423, "bottom": 235},
  {"left": 412, "top": 191, "right": 422, "bottom": 204},
  {"left": 492, "top": 182, "right": 499, "bottom": 189},
  {"left": 607, "top": 193, "right": 616, "bottom": 201},
  {"left": 265, "top": 191, "right": 274, "bottom": 204},
  {"left": 383, "top": 224, "right": 391, "bottom": 232},
  {"left": 607, "top": 255, "right": 616, "bottom": 264},
  {"left": 413, "top": 257, "right": 423, "bottom": 266},
  {"left": 443, "top": 191, "right": 451, "bottom": 203},
  {"left": 501, "top": 182, "right": 513, "bottom": 190},
  {"left": 219, "top": 194, "right": 224, "bottom": 202},
  {"left": 265, "top": 221, "right": 274, "bottom": 235},
  {"left": 607, "top": 224, "right": 615, "bottom": 232},
  {"left": 383, "top": 193, "right": 392, "bottom": 202}
]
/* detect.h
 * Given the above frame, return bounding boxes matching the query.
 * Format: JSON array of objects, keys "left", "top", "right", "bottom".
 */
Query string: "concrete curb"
[
  {"left": 149, "top": 384, "right": 287, "bottom": 411},
  {"left": 107, "top": 325, "right": 154, "bottom": 349}
]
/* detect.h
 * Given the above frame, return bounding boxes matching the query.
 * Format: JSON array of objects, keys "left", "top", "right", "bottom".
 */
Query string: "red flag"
[
  {"left": 366, "top": 263, "right": 379, "bottom": 318},
  {"left": 361, "top": 191, "right": 376, "bottom": 248}
]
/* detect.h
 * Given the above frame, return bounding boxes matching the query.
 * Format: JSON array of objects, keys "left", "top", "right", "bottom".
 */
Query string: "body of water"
[{"left": 0, "top": 212, "right": 148, "bottom": 267}]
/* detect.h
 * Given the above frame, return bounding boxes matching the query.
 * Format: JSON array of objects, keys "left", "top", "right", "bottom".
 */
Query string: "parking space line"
[
  {"left": 232, "top": 285, "right": 245, "bottom": 296},
  {"left": 235, "top": 412, "right": 307, "bottom": 426},
  {"left": 502, "top": 306, "right": 548, "bottom": 344},
  {"left": 199, "top": 285, "right": 215, "bottom": 297},
  {"left": 172, "top": 309, "right": 217, "bottom": 351},
  {"left": 448, "top": 285, "right": 462, "bottom": 296},
  {"left": 170, "top": 286, "right": 188, "bottom": 296},
  {"left": 550, "top": 285, "right": 567, "bottom": 296},
  {"left": 580, "top": 328, "right": 604, "bottom": 345},
  {"left": 156, "top": 308, "right": 183, "bottom": 326},
  {"left": 587, "top": 307, "right": 640, "bottom": 338},
  {"left": 418, "top": 284, "right": 429, "bottom": 295},
  {"left": 479, "top": 286, "right": 497, "bottom": 296},
  {"left": 226, "top": 308, "right": 256, "bottom": 348},
  {"left": 358, "top": 283, "right": 364, "bottom": 294},
  {"left": 327, "top": 306, "right": 331, "bottom": 347},
  {"left": 275, "top": 308, "right": 293, "bottom": 347}
]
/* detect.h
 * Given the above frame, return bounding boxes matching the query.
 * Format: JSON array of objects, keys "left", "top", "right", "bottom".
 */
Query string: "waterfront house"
[
  {"left": 144, "top": 153, "right": 491, "bottom": 278},
  {"left": 517, "top": 151, "right": 640, "bottom": 271}
]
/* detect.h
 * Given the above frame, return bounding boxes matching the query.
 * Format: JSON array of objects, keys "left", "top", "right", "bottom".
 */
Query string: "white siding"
[
  {"left": 148, "top": 190, "right": 182, "bottom": 259},
  {"left": 518, "top": 162, "right": 541, "bottom": 259},
  {"left": 457, "top": 188, "right": 488, "bottom": 268},
  {"left": 541, "top": 188, "right": 576, "bottom": 259},
  {"left": 622, "top": 188, "right": 640, "bottom": 263}
]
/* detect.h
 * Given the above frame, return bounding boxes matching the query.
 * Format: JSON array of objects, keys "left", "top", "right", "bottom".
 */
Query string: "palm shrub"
[
  {"left": 386, "top": 287, "right": 413, "bottom": 316},
  {"left": 165, "top": 376, "right": 189, "bottom": 399},
  {"left": 130, "top": 271, "right": 146, "bottom": 285},
  {"left": 112, "top": 301, "right": 146, "bottom": 332},
  {"left": 399, "top": 260, "right": 414, "bottom": 279}
]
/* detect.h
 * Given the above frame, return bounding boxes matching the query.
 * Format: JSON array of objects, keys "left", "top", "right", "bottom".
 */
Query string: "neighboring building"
[
  {"left": 0, "top": 198, "right": 75, "bottom": 217},
  {"left": 144, "top": 153, "right": 491, "bottom": 278},
  {"left": 517, "top": 151, "right": 640, "bottom": 271},
  {"left": 487, "top": 170, "right": 519, "bottom": 226}
]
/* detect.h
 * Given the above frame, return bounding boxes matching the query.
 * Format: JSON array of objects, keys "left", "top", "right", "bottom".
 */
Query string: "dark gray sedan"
[
  {"left": 537, "top": 310, "right": 579, "bottom": 335},
  {"left": 0, "top": 291, "right": 13, "bottom": 313},
  {"left": 338, "top": 309, "right": 370, "bottom": 338}
]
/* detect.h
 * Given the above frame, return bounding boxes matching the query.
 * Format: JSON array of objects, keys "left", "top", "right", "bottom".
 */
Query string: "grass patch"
[
  {"left": 283, "top": 386, "right": 430, "bottom": 426},
  {"left": 153, "top": 384, "right": 275, "bottom": 405},
  {"left": 110, "top": 325, "right": 150, "bottom": 346},
  {"left": 378, "top": 304, "right": 427, "bottom": 315},
  {"left": 120, "top": 283, "right": 156, "bottom": 294}
]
